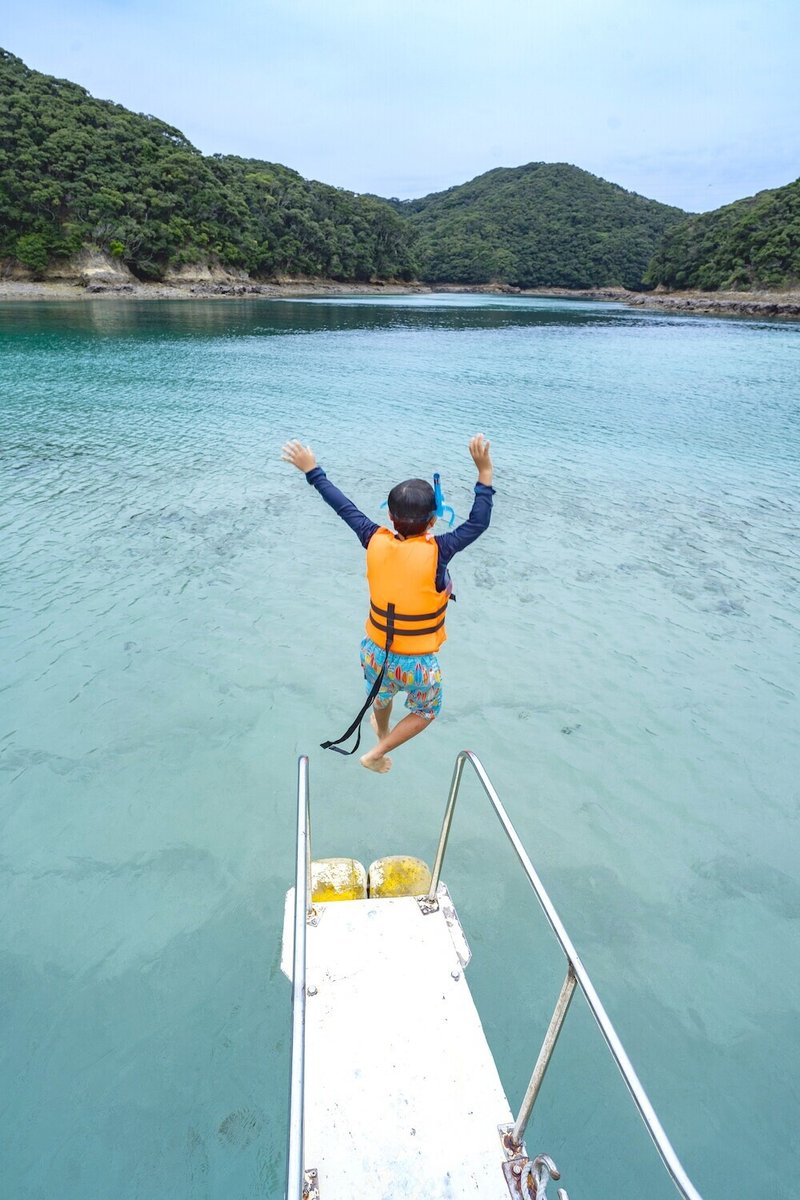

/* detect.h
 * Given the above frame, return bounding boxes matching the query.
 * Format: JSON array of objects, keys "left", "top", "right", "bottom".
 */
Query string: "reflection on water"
[{"left": 0, "top": 292, "right": 646, "bottom": 342}]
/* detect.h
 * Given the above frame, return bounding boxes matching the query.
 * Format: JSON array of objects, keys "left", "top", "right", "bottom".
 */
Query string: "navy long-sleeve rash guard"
[{"left": 305, "top": 466, "right": 495, "bottom": 596}]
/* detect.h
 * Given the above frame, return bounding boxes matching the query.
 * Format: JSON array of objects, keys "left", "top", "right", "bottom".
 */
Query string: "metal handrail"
[
  {"left": 425, "top": 750, "right": 703, "bottom": 1200},
  {"left": 285, "top": 756, "right": 311, "bottom": 1200}
]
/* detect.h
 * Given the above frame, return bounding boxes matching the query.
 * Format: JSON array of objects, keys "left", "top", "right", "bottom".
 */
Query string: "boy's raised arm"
[
  {"left": 435, "top": 433, "right": 495, "bottom": 561},
  {"left": 281, "top": 440, "right": 379, "bottom": 549},
  {"left": 469, "top": 433, "right": 493, "bottom": 487},
  {"left": 281, "top": 440, "right": 317, "bottom": 473}
]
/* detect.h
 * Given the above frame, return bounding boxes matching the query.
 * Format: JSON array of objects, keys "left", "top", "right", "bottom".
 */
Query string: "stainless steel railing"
[
  {"left": 285, "top": 755, "right": 312, "bottom": 1200},
  {"left": 285, "top": 751, "right": 703, "bottom": 1200},
  {"left": 425, "top": 749, "right": 703, "bottom": 1200}
]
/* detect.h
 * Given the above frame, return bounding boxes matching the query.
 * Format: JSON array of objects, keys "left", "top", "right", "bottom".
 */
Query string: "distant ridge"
[
  {"left": 2, "top": 47, "right": 798, "bottom": 293},
  {"left": 644, "top": 179, "right": 800, "bottom": 290},
  {"left": 0, "top": 48, "right": 416, "bottom": 282},
  {"left": 390, "top": 163, "right": 687, "bottom": 289}
]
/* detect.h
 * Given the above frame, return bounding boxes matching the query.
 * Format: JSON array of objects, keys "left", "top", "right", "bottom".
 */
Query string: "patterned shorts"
[{"left": 360, "top": 637, "right": 443, "bottom": 720}]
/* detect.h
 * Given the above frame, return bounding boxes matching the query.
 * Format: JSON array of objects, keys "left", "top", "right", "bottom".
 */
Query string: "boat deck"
[{"left": 282, "top": 888, "right": 513, "bottom": 1200}]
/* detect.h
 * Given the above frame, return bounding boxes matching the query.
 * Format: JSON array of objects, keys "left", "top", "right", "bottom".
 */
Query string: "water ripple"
[{"left": 2, "top": 295, "right": 799, "bottom": 1200}]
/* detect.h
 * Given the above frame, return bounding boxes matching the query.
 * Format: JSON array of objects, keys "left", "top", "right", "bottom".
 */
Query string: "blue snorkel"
[
  {"left": 433, "top": 473, "right": 456, "bottom": 528},
  {"left": 380, "top": 474, "right": 456, "bottom": 528}
]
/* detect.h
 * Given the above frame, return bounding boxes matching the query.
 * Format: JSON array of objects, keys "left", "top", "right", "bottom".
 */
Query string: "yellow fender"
[
  {"left": 311, "top": 858, "right": 368, "bottom": 902},
  {"left": 367, "top": 855, "right": 432, "bottom": 898}
]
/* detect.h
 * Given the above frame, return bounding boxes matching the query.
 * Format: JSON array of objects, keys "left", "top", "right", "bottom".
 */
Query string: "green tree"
[{"left": 15, "top": 231, "right": 48, "bottom": 274}]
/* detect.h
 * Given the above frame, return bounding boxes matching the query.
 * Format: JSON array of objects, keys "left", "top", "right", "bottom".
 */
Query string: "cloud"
[{"left": 2, "top": 0, "right": 799, "bottom": 209}]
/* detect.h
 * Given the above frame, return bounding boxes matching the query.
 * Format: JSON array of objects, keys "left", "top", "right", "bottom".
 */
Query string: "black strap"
[
  {"left": 321, "top": 604, "right": 395, "bottom": 756},
  {"left": 370, "top": 600, "right": 448, "bottom": 622},
  {"left": 368, "top": 598, "right": 447, "bottom": 639},
  {"left": 369, "top": 615, "right": 445, "bottom": 638}
]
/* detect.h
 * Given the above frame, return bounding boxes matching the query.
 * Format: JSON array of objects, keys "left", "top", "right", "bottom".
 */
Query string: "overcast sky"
[{"left": 4, "top": 0, "right": 799, "bottom": 213}]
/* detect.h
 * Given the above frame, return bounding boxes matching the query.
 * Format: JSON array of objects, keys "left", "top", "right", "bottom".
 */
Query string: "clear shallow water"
[{"left": 1, "top": 294, "right": 799, "bottom": 1200}]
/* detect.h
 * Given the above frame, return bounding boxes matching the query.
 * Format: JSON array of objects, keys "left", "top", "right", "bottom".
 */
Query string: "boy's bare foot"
[{"left": 360, "top": 751, "right": 393, "bottom": 774}]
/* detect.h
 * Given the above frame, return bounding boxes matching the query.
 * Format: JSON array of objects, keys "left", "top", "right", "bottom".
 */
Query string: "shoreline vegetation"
[
  {"left": 3, "top": 49, "right": 798, "bottom": 312},
  {"left": 2, "top": 275, "right": 800, "bottom": 317}
]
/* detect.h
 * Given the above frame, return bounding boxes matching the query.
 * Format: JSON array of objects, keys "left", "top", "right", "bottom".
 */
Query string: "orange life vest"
[{"left": 365, "top": 528, "right": 448, "bottom": 654}]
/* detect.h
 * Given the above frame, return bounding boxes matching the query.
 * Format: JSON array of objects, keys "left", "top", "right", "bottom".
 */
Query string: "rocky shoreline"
[
  {"left": 0, "top": 277, "right": 433, "bottom": 301},
  {"left": 1, "top": 251, "right": 799, "bottom": 317},
  {"left": 622, "top": 289, "right": 800, "bottom": 318},
  {"left": 463, "top": 283, "right": 800, "bottom": 317}
]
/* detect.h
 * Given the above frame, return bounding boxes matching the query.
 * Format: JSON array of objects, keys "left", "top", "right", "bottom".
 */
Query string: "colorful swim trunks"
[{"left": 360, "top": 636, "right": 443, "bottom": 720}]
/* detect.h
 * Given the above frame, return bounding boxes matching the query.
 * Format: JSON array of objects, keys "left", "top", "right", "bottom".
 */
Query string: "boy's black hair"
[{"left": 387, "top": 478, "right": 436, "bottom": 537}]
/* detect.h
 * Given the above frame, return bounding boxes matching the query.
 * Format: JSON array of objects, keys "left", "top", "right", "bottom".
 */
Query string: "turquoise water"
[{"left": 1, "top": 294, "right": 798, "bottom": 1199}]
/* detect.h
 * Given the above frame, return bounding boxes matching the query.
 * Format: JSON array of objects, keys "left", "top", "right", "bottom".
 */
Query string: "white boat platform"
[
  {"left": 282, "top": 752, "right": 704, "bottom": 1200},
  {"left": 282, "top": 883, "right": 513, "bottom": 1199}
]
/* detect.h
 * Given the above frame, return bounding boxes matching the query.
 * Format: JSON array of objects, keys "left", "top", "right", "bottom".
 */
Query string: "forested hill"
[
  {"left": 0, "top": 49, "right": 416, "bottom": 281},
  {"left": 9, "top": 46, "right": 795, "bottom": 294},
  {"left": 644, "top": 179, "right": 800, "bottom": 290},
  {"left": 390, "top": 164, "right": 688, "bottom": 289}
]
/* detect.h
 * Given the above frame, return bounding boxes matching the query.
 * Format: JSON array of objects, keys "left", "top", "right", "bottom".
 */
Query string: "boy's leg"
[
  {"left": 361, "top": 713, "right": 429, "bottom": 772},
  {"left": 361, "top": 663, "right": 441, "bottom": 771},
  {"left": 360, "top": 651, "right": 441, "bottom": 774},
  {"left": 371, "top": 699, "right": 393, "bottom": 739}
]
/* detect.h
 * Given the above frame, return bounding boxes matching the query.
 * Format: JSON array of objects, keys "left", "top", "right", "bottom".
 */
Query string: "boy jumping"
[{"left": 281, "top": 435, "right": 495, "bottom": 773}]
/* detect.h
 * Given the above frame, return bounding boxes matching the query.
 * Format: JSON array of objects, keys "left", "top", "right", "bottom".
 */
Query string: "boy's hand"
[
  {"left": 469, "top": 433, "right": 493, "bottom": 485},
  {"left": 281, "top": 440, "right": 317, "bottom": 473}
]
